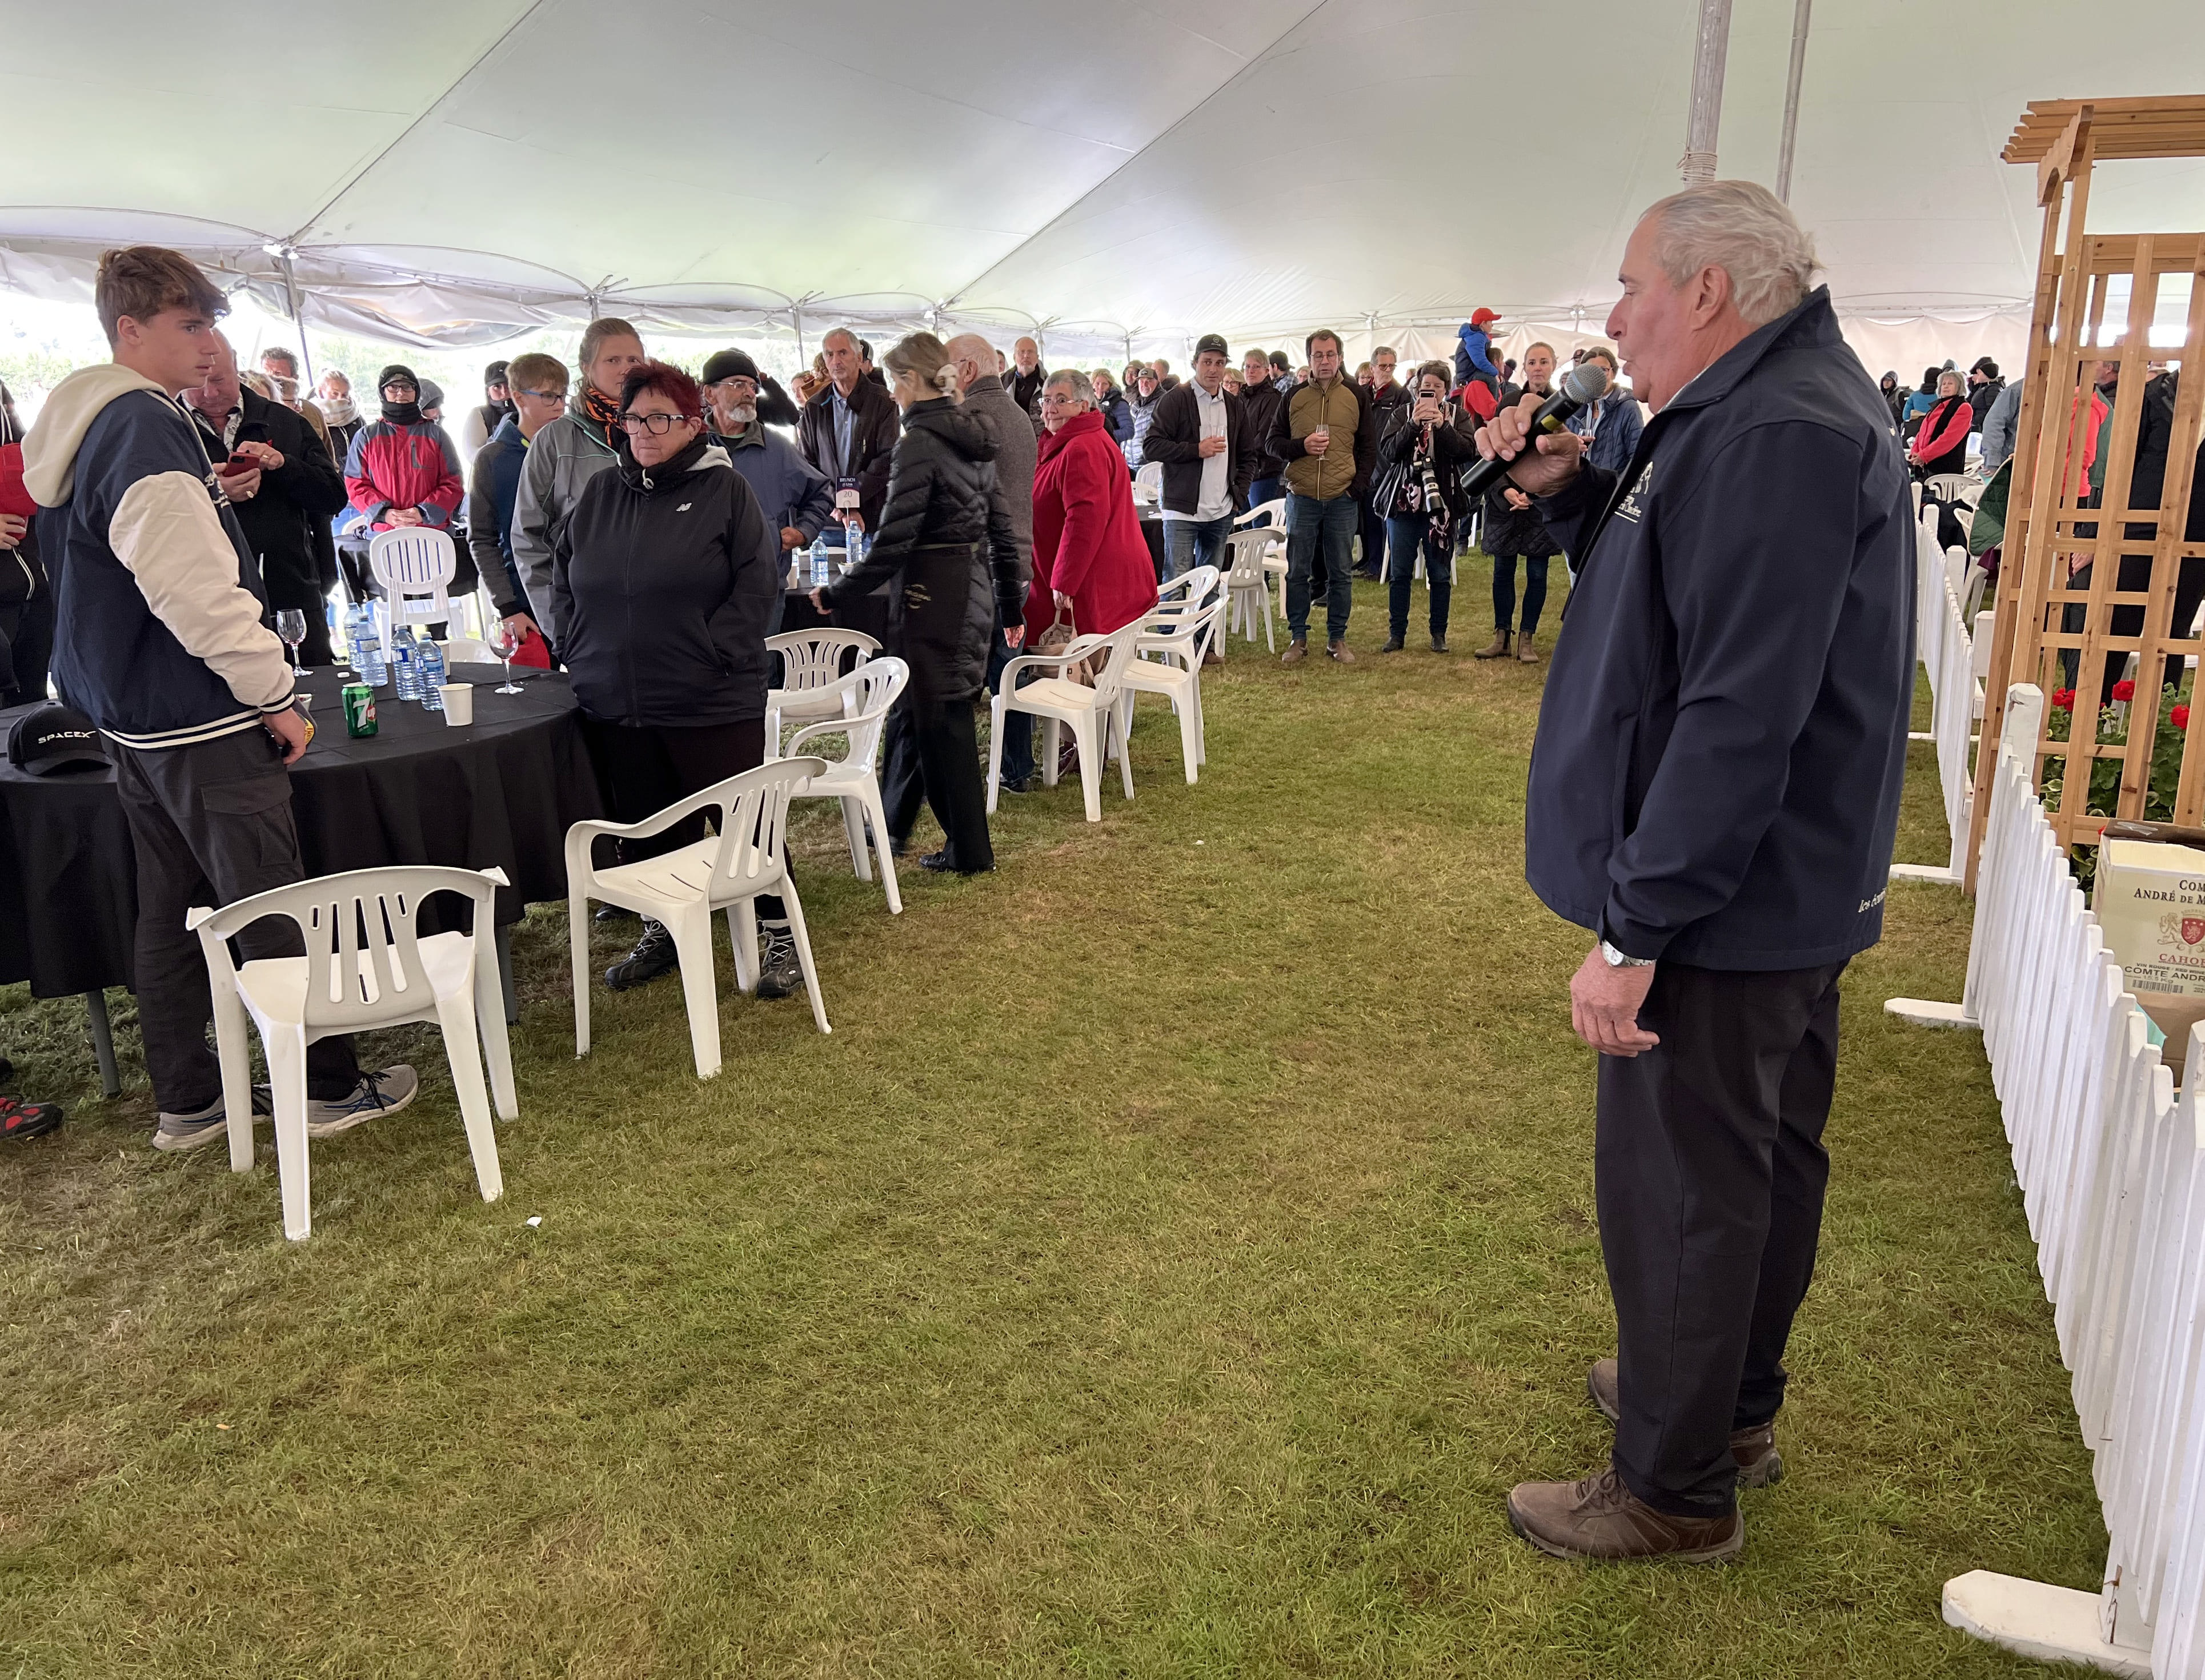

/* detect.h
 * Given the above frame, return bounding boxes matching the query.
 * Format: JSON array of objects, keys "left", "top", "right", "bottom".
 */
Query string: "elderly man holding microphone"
[{"left": 1474, "top": 181, "right": 1913, "bottom": 1562}]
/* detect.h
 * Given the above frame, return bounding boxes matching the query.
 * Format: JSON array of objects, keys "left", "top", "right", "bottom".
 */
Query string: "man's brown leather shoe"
[
  {"left": 1587, "top": 1358, "right": 1785, "bottom": 1488},
  {"left": 1280, "top": 640, "right": 1308, "bottom": 666},
  {"left": 1508, "top": 1468, "right": 1744, "bottom": 1563},
  {"left": 1473, "top": 629, "right": 1512, "bottom": 659}
]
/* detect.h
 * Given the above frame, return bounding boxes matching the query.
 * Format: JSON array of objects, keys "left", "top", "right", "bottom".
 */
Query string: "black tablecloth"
[{"left": 0, "top": 665, "right": 603, "bottom": 998}]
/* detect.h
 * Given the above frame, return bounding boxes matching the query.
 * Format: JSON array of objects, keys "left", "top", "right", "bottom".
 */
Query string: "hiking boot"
[
  {"left": 1430, "top": 632, "right": 1449, "bottom": 653},
  {"left": 1517, "top": 633, "right": 1541, "bottom": 664},
  {"left": 153, "top": 1084, "right": 272, "bottom": 1152},
  {"left": 1380, "top": 634, "right": 1405, "bottom": 653},
  {"left": 921, "top": 849, "right": 993, "bottom": 876},
  {"left": 1508, "top": 1467, "right": 1744, "bottom": 1563},
  {"left": 606, "top": 920, "right": 680, "bottom": 991},
  {"left": 1474, "top": 630, "right": 1512, "bottom": 659},
  {"left": 1588, "top": 1358, "right": 1785, "bottom": 1489},
  {"left": 755, "top": 928, "right": 803, "bottom": 1000},
  {"left": 594, "top": 903, "right": 639, "bottom": 925},
  {"left": 306, "top": 1065, "right": 419, "bottom": 1138},
  {"left": 1281, "top": 640, "right": 1309, "bottom": 666},
  {"left": 1327, "top": 640, "right": 1356, "bottom": 664},
  {"left": 2, "top": 1094, "right": 64, "bottom": 1142}
]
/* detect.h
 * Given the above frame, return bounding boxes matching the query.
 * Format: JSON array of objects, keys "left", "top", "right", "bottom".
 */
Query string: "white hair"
[
  {"left": 1044, "top": 368, "right": 1095, "bottom": 407},
  {"left": 1639, "top": 180, "right": 1821, "bottom": 328}
]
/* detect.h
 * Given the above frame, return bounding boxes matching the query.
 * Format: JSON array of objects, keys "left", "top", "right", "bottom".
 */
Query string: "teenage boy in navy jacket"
[{"left": 25, "top": 246, "right": 415, "bottom": 1153}]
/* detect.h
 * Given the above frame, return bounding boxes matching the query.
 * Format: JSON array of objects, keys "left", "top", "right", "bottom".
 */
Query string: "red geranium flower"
[
  {"left": 2175, "top": 703, "right": 2191, "bottom": 731},
  {"left": 2112, "top": 679, "right": 2136, "bottom": 702},
  {"left": 2052, "top": 688, "right": 2076, "bottom": 712}
]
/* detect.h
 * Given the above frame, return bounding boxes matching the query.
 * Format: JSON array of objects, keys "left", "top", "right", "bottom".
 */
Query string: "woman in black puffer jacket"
[
  {"left": 554, "top": 360, "right": 804, "bottom": 998},
  {"left": 815, "top": 331, "right": 1022, "bottom": 875}
]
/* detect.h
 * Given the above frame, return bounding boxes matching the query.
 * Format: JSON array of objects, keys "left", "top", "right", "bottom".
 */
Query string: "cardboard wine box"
[{"left": 2095, "top": 838, "right": 2205, "bottom": 1000}]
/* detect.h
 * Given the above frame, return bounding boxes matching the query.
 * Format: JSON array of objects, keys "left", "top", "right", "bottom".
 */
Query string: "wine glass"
[
  {"left": 275, "top": 608, "right": 310, "bottom": 677},
  {"left": 484, "top": 618, "right": 525, "bottom": 695}
]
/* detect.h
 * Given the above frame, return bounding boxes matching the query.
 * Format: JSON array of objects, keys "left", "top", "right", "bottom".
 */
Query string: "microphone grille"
[{"left": 1561, "top": 360, "right": 1613, "bottom": 403}]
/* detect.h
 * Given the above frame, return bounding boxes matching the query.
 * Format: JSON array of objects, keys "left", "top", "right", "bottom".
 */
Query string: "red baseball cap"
[{"left": 1470, "top": 308, "right": 1501, "bottom": 327}]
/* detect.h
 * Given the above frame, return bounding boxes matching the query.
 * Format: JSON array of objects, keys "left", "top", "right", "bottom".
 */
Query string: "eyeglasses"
[
  {"left": 619, "top": 411, "right": 695, "bottom": 435},
  {"left": 711, "top": 379, "right": 759, "bottom": 397},
  {"left": 1039, "top": 391, "right": 1085, "bottom": 407},
  {"left": 518, "top": 388, "right": 566, "bottom": 403}
]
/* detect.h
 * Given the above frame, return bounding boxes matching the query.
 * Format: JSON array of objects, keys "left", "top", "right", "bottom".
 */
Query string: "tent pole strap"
[
  {"left": 1775, "top": 0, "right": 1813, "bottom": 203},
  {"left": 279, "top": 253, "right": 315, "bottom": 392},
  {"left": 1679, "top": 0, "right": 1733, "bottom": 185}
]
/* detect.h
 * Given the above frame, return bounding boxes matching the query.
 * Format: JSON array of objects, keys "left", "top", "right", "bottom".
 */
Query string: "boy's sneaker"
[
  {"left": 306, "top": 1065, "right": 419, "bottom": 1138},
  {"left": 153, "top": 1084, "right": 272, "bottom": 1153},
  {"left": 755, "top": 928, "right": 803, "bottom": 1000},
  {"left": 2, "top": 1095, "right": 65, "bottom": 1142}
]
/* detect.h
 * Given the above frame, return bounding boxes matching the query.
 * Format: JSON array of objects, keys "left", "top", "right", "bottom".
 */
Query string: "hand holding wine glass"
[
  {"left": 483, "top": 616, "right": 525, "bottom": 694},
  {"left": 275, "top": 608, "right": 309, "bottom": 676}
]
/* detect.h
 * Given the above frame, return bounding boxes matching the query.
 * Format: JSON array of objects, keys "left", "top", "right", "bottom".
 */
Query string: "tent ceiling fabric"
[{"left": 3, "top": 0, "right": 2203, "bottom": 351}]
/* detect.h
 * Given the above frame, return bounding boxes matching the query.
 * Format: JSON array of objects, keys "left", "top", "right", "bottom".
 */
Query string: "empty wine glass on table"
[
  {"left": 484, "top": 618, "right": 526, "bottom": 695},
  {"left": 275, "top": 608, "right": 310, "bottom": 677}
]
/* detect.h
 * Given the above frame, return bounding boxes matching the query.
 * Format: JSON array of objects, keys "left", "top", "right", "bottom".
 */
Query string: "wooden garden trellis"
[{"left": 1966, "top": 97, "right": 2205, "bottom": 890}]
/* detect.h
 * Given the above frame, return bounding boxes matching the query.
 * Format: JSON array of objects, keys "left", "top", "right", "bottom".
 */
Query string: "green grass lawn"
[{"left": 0, "top": 570, "right": 2104, "bottom": 1678}]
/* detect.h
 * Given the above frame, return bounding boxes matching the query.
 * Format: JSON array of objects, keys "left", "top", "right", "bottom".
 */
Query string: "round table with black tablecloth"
[{"left": 0, "top": 665, "right": 603, "bottom": 1072}]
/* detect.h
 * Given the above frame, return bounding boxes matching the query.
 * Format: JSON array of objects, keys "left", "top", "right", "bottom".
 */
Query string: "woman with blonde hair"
[{"left": 813, "top": 332, "right": 1022, "bottom": 874}]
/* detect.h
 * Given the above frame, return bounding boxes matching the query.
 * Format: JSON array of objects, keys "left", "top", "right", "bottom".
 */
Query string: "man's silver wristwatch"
[{"left": 1600, "top": 940, "right": 1655, "bottom": 969}]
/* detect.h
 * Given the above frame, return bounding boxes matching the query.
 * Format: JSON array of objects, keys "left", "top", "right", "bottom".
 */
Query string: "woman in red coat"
[
  {"left": 1906, "top": 369, "right": 1973, "bottom": 478},
  {"left": 1029, "top": 370, "right": 1159, "bottom": 643}
]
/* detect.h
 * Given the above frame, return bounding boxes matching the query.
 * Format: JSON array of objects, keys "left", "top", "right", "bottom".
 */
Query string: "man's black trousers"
[
  {"left": 114, "top": 727, "right": 361, "bottom": 1114},
  {"left": 1595, "top": 958, "right": 1846, "bottom": 1518}
]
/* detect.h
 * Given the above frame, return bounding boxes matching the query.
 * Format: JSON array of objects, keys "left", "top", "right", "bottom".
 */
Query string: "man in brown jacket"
[{"left": 1264, "top": 327, "right": 1373, "bottom": 663}]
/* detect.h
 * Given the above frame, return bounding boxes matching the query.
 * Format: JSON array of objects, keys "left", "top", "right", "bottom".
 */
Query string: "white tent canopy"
[{"left": 5, "top": 0, "right": 2204, "bottom": 365}]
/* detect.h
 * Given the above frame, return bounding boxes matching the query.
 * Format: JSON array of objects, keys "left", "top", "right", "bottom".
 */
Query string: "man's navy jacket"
[{"left": 1526, "top": 286, "right": 1914, "bottom": 971}]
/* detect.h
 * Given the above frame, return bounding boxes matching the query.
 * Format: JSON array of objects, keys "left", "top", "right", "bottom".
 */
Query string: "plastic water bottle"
[
  {"left": 392, "top": 628, "right": 420, "bottom": 700},
  {"left": 359, "top": 617, "right": 389, "bottom": 688},
  {"left": 418, "top": 638, "right": 446, "bottom": 712},
  {"left": 808, "top": 535, "right": 828, "bottom": 589}
]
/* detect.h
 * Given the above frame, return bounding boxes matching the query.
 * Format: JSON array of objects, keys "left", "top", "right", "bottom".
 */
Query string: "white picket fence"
[
  {"left": 1893, "top": 506, "right": 1996, "bottom": 887},
  {"left": 1890, "top": 684, "right": 2205, "bottom": 1676}
]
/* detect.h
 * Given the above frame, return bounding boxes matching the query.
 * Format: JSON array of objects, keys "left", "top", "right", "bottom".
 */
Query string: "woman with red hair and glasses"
[{"left": 551, "top": 360, "right": 799, "bottom": 997}]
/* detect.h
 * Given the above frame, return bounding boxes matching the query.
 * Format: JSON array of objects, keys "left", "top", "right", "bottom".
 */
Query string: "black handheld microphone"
[{"left": 1460, "top": 360, "right": 1613, "bottom": 500}]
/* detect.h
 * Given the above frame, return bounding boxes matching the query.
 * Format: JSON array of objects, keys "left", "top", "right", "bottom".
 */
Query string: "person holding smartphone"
[{"left": 183, "top": 334, "right": 346, "bottom": 664}]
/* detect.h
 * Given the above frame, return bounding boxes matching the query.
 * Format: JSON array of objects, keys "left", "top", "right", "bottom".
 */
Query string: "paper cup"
[
  {"left": 294, "top": 692, "right": 315, "bottom": 712},
  {"left": 439, "top": 683, "right": 475, "bottom": 725}
]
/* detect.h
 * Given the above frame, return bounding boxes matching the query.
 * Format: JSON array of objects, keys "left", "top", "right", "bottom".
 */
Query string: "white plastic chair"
[
  {"left": 186, "top": 865, "right": 516, "bottom": 1242},
  {"left": 1134, "top": 461, "right": 1164, "bottom": 502},
  {"left": 987, "top": 620, "right": 1145, "bottom": 822},
  {"left": 566, "top": 757, "right": 831, "bottom": 1078},
  {"left": 765, "top": 628, "right": 879, "bottom": 744},
  {"left": 1222, "top": 528, "right": 1277, "bottom": 652},
  {"left": 368, "top": 527, "right": 459, "bottom": 656},
  {"left": 773, "top": 657, "right": 910, "bottom": 914},
  {"left": 1234, "top": 498, "right": 1288, "bottom": 530},
  {"left": 439, "top": 636, "right": 494, "bottom": 666},
  {"left": 1122, "top": 578, "right": 1228, "bottom": 785}
]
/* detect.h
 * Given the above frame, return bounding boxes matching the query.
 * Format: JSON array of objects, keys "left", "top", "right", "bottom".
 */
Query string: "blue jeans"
[
  {"left": 1285, "top": 492, "right": 1358, "bottom": 645},
  {"left": 1163, "top": 513, "right": 1233, "bottom": 580},
  {"left": 1492, "top": 552, "right": 1549, "bottom": 636},
  {"left": 1384, "top": 515, "right": 1453, "bottom": 641},
  {"left": 1246, "top": 477, "right": 1281, "bottom": 521}
]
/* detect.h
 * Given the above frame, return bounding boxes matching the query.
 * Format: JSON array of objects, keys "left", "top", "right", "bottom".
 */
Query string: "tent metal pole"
[
  {"left": 794, "top": 304, "right": 805, "bottom": 363},
  {"left": 1775, "top": 0, "right": 1813, "bottom": 203},
  {"left": 278, "top": 252, "right": 315, "bottom": 392},
  {"left": 1679, "top": 0, "right": 1733, "bottom": 185}
]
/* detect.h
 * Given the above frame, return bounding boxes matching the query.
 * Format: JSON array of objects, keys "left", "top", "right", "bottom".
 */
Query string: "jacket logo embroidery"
[
  {"left": 676, "top": 502, "right": 692, "bottom": 512},
  {"left": 1613, "top": 462, "right": 1652, "bottom": 524},
  {"left": 1858, "top": 888, "right": 1887, "bottom": 913}
]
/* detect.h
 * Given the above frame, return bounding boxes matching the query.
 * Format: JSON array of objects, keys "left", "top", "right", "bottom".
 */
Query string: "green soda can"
[{"left": 342, "top": 683, "right": 378, "bottom": 738}]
